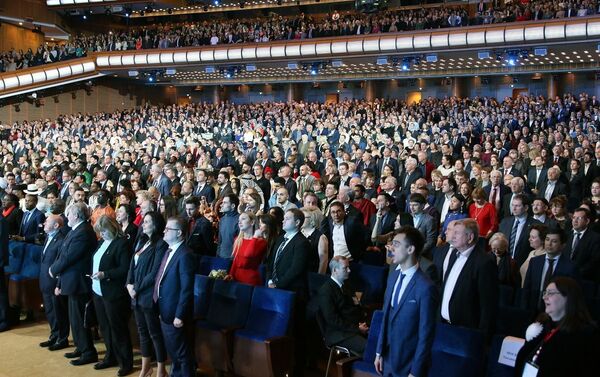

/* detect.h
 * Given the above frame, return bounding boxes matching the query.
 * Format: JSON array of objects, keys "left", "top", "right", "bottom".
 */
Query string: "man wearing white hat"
[{"left": 11, "top": 185, "right": 45, "bottom": 243}]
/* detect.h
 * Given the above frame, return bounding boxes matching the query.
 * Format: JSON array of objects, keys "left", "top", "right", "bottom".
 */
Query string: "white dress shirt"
[
  {"left": 391, "top": 264, "right": 419, "bottom": 307},
  {"left": 332, "top": 222, "right": 351, "bottom": 258}
]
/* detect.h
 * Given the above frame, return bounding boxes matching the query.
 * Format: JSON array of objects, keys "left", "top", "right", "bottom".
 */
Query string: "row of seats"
[
  {"left": 5, "top": 241, "right": 43, "bottom": 313},
  {"left": 193, "top": 276, "right": 296, "bottom": 377}
]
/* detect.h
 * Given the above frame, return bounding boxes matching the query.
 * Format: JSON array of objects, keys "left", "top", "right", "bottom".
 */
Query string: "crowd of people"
[
  {"left": 3, "top": 0, "right": 599, "bottom": 73},
  {"left": 1, "top": 91, "right": 600, "bottom": 375}
]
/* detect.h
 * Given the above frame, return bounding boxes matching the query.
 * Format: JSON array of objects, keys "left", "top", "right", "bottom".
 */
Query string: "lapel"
[
  {"left": 275, "top": 234, "right": 295, "bottom": 268},
  {"left": 95, "top": 239, "right": 116, "bottom": 268},
  {"left": 393, "top": 273, "right": 417, "bottom": 318},
  {"left": 162, "top": 244, "right": 183, "bottom": 281},
  {"left": 42, "top": 237, "right": 57, "bottom": 262},
  {"left": 533, "top": 256, "right": 545, "bottom": 287}
]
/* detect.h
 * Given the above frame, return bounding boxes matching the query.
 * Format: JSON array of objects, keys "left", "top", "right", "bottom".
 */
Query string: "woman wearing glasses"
[
  {"left": 515, "top": 276, "right": 600, "bottom": 377},
  {"left": 126, "top": 211, "right": 170, "bottom": 377}
]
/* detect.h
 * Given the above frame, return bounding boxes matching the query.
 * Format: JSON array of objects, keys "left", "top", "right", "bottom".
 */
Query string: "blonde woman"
[{"left": 228, "top": 212, "right": 268, "bottom": 286}]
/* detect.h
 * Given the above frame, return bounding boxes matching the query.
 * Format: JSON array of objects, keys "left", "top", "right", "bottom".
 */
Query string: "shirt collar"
[
  {"left": 331, "top": 276, "right": 344, "bottom": 288},
  {"left": 168, "top": 241, "right": 183, "bottom": 252},
  {"left": 574, "top": 228, "right": 587, "bottom": 237},
  {"left": 284, "top": 230, "right": 298, "bottom": 241},
  {"left": 457, "top": 244, "right": 476, "bottom": 258},
  {"left": 395, "top": 263, "right": 419, "bottom": 278}
]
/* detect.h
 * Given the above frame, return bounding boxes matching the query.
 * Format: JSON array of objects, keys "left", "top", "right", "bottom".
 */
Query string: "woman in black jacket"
[
  {"left": 116, "top": 203, "right": 138, "bottom": 254},
  {"left": 514, "top": 276, "right": 600, "bottom": 377},
  {"left": 91, "top": 215, "right": 134, "bottom": 376},
  {"left": 126, "top": 211, "right": 169, "bottom": 377}
]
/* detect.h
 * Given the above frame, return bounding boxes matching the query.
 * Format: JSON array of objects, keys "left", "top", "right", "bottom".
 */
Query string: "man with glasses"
[
  {"left": 155, "top": 216, "right": 195, "bottom": 377},
  {"left": 521, "top": 227, "right": 579, "bottom": 317}
]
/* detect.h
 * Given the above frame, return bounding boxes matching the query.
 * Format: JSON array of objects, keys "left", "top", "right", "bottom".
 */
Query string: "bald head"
[{"left": 44, "top": 214, "right": 64, "bottom": 234}]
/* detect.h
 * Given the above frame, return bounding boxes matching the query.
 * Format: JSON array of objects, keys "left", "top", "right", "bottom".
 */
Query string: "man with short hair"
[
  {"left": 351, "top": 184, "right": 376, "bottom": 227},
  {"left": 216, "top": 194, "right": 239, "bottom": 259},
  {"left": 409, "top": 193, "right": 438, "bottom": 258},
  {"left": 194, "top": 169, "right": 215, "bottom": 204},
  {"left": 185, "top": 197, "right": 215, "bottom": 256},
  {"left": 499, "top": 194, "right": 540, "bottom": 267},
  {"left": 322, "top": 202, "right": 367, "bottom": 262},
  {"left": 274, "top": 187, "right": 298, "bottom": 211},
  {"left": 318, "top": 256, "right": 368, "bottom": 356},
  {"left": 375, "top": 226, "right": 438, "bottom": 377},
  {"left": 563, "top": 207, "right": 600, "bottom": 281},
  {"left": 156, "top": 216, "right": 195, "bottom": 377}
]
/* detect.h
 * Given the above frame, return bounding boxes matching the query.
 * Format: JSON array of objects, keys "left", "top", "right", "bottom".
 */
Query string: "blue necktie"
[{"left": 392, "top": 273, "right": 405, "bottom": 308}]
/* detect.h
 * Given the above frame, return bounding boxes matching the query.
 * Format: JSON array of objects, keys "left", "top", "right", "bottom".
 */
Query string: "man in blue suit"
[
  {"left": 375, "top": 226, "right": 438, "bottom": 377},
  {"left": 12, "top": 192, "right": 45, "bottom": 243},
  {"left": 155, "top": 216, "right": 195, "bottom": 377},
  {"left": 38, "top": 215, "right": 70, "bottom": 350}
]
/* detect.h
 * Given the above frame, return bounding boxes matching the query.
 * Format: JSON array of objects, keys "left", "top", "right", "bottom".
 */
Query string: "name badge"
[{"left": 522, "top": 362, "right": 538, "bottom": 377}]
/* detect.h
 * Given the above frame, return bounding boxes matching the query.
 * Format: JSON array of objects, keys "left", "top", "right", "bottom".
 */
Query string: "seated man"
[{"left": 317, "top": 256, "right": 368, "bottom": 356}]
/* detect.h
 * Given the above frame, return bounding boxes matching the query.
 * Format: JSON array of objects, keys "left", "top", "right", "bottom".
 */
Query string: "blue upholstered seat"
[
  {"left": 428, "top": 323, "right": 485, "bottom": 377},
  {"left": 198, "top": 256, "right": 232, "bottom": 276}
]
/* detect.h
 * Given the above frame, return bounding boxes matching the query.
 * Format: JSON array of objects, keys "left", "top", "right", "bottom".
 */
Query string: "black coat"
[
  {"left": 127, "top": 239, "right": 169, "bottom": 309},
  {"left": 498, "top": 216, "right": 540, "bottom": 267},
  {"left": 563, "top": 228, "right": 600, "bottom": 282},
  {"left": 38, "top": 230, "right": 66, "bottom": 293},
  {"left": 93, "top": 237, "right": 131, "bottom": 301},
  {"left": 317, "top": 278, "right": 365, "bottom": 346},
  {"left": 321, "top": 216, "right": 367, "bottom": 261},
  {"left": 266, "top": 232, "right": 310, "bottom": 298},
  {"left": 186, "top": 216, "right": 215, "bottom": 256}
]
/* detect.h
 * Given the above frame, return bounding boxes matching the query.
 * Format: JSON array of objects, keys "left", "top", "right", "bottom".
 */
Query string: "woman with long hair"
[
  {"left": 228, "top": 212, "right": 269, "bottom": 286},
  {"left": 126, "top": 212, "right": 169, "bottom": 377},
  {"left": 515, "top": 277, "right": 600, "bottom": 376},
  {"left": 159, "top": 196, "right": 178, "bottom": 222},
  {"left": 520, "top": 224, "right": 547, "bottom": 287}
]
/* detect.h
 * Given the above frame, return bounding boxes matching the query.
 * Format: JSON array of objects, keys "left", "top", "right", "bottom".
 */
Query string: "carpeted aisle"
[{"left": 0, "top": 321, "right": 134, "bottom": 377}]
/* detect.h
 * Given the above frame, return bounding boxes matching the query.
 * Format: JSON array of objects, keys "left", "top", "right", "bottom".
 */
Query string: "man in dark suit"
[
  {"left": 436, "top": 218, "right": 498, "bottom": 338},
  {"left": 49, "top": 202, "right": 99, "bottom": 365},
  {"left": 321, "top": 202, "right": 367, "bottom": 262},
  {"left": 499, "top": 156, "right": 523, "bottom": 179},
  {"left": 376, "top": 148, "right": 399, "bottom": 180},
  {"left": 375, "top": 226, "right": 438, "bottom": 377},
  {"left": 409, "top": 193, "right": 438, "bottom": 258},
  {"left": 498, "top": 194, "right": 540, "bottom": 267},
  {"left": 215, "top": 171, "right": 234, "bottom": 203},
  {"left": 155, "top": 216, "right": 196, "bottom": 377},
  {"left": 501, "top": 177, "right": 530, "bottom": 219},
  {"left": 539, "top": 167, "right": 568, "bottom": 203},
  {"left": 527, "top": 156, "right": 548, "bottom": 196},
  {"left": 483, "top": 170, "right": 510, "bottom": 214},
  {"left": 0, "top": 214, "right": 9, "bottom": 332},
  {"left": 184, "top": 197, "right": 215, "bottom": 256},
  {"left": 531, "top": 198, "right": 558, "bottom": 229},
  {"left": 317, "top": 256, "right": 368, "bottom": 356},
  {"left": 194, "top": 169, "right": 216, "bottom": 204},
  {"left": 38, "top": 215, "right": 70, "bottom": 350},
  {"left": 211, "top": 147, "right": 229, "bottom": 171},
  {"left": 369, "top": 193, "right": 398, "bottom": 247},
  {"left": 563, "top": 207, "right": 600, "bottom": 282},
  {"left": 150, "top": 164, "right": 172, "bottom": 199},
  {"left": 521, "top": 227, "right": 579, "bottom": 315},
  {"left": 252, "top": 164, "right": 271, "bottom": 211},
  {"left": 13, "top": 192, "right": 45, "bottom": 243}
]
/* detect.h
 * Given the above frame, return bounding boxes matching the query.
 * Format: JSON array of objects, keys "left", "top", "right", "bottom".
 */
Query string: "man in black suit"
[
  {"left": 527, "top": 156, "right": 548, "bottom": 196},
  {"left": 539, "top": 167, "right": 568, "bottom": 203},
  {"left": 369, "top": 193, "right": 397, "bottom": 248},
  {"left": 318, "top": 256, "right": 368, "bottom": 356},
  {"left": 484, "top": 170, "right": 510, "bottom": 214},
  {"left": 499, "top": 194, "right": 540, "bottom": 267},
  {"left": 322, "top": 202, "right": 367, "bottom": 262},
  {"left": 0, "top": 214, "right": 9, "bottom": 332},
  {"left": 398, "top": 156, "right": 423, "bottom": 203},
  {"left": 184, "top": 197, "right": 215, "bottom": 256},
  {"left": 437, "top": 218, "right": 498, "bottom": 338},
  {"left": 376, "top": 148, "right": 399, "bottom": 180},
  {"left": 49, "top": 202, "right": 99, "bottom": 365},
  {"left": 211, "top": 147, "right": 229, "bottom": 171},
  {"left": 38, "top": 215, "right": 70, "bottom": 350},
  {"left": 546, "top": 145, "right": 568, "bottom": 172},
  {"left": 501, "top": 177, "right": 529, "bottom": 219},
  {"left": 582, "top": 151, "right": 598, "bottom": 196},
  {"left": 499, "top": 156, "right": 522, "bottom": 179},
  {"left": 215, "top": 171, "right": 233, "bottom": 203},
  {"left": 521, "top": 227, "right": 579, "bottom": 315},
  {"left": 194, "top": 169, "right": 216, "bottom": 204},
  {"left": 531, "top": 198, "right": 558, "bottom": 229},
  {"left": 563, "top": 207, "right": 600, "bottom": 282},
  {"left": 155, "top": 216, "right": 195, "bottom": 377},
  {"left": 252, "top": 164, "right": 271, "bottom": 212}
]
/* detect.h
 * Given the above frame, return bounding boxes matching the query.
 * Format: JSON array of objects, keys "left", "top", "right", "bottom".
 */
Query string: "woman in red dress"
[
  {"left": 228, "top": 212, "right": 268, "bottom": 286},
  {"left": 469, "top": 187, "right": 498, "bottom": 238}
]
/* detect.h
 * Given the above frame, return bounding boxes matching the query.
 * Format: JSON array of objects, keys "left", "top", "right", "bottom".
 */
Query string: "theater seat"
[
  {"left": 231, "top": 287, "right": 295, "bottom": 377},
  {"left": 306, "top": 272, "right": 329, "bottom": 319},
  {"left": 496, "top": 305, "right": 530, "bottom": 337},
  {"left": 8, "top": 242, "right": 42, "bottom": 312},
  {"left": 193, "top": 274, "right": 213, "bottom": 320},
  {"left": 198, "top": 255, "right": 232, "bottom": 276},
  {"left": 486, "top": 335, "right": 517, "bottom": 377},
  {"left": 335, "top": 310, "right": 384, "bottom": 377},
  {"left": 428, "top": 323, "right": 485, "bottom": 377},
  {"left": 6, "top": 241, "right": 26, "bottom": 275},
  {"left": 348, "top": 263, "right": 388, "bottom": 306},
  {"left": 195, "top": 280, "right": 253, "bottom": 373}
]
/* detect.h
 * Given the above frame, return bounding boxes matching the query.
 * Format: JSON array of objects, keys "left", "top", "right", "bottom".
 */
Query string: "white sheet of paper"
[
  {"left": 499, "top": 336, "right": 525, "bottom": 367},
  {"left": 522, "top": 362, "right": 538, "bottom": 377}
]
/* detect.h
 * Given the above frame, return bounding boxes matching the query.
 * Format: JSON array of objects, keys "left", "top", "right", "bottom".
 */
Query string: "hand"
[
  {"left": 374, "top": 354, "right": 383, "bottom": 375},
  {"left": 173, "top": 317, "right": 183, "bottom": 328},
  {"left": 54, "top": 287, "right": 61, "bottom": 296},
  {"left": 126, "top": 284, "right": 136, "bottom": 299},
  {"left": 358, "top": 322, "right": 369, "bottom": 334},
  {"left": 268, "top": 283, "right": 276, "bottom": 288},
  {"left": 92, "top": 271, "right": 105, "bottom": 280}
]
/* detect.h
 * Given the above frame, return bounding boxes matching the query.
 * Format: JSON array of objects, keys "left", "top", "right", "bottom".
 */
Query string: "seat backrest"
[
  {"left": 349, "top": 263, "right": 389, "bottom": 305},
  {"left": 206, "top": 279, "right": 253, "bottom": 328},
  {"left": 20, "top": 243, "right": 43, "bottom": 278},
  {"left": 485, "top": 334, "right": 516, "bottom": 377},
  {"left": 362, "top": 310, "right": 384, "bottom": 363},
  {"left": 193, "top": 274, "right": 214, "bottom": 320},
  {"left": 428, "top": 323, "right": 485, "bottom": 377},
  {"left": 6, "top": 240, "right": 26, "bottom": 274},
  {"left": 243, "top": 286, "right": 295, "bottom": 339},
  {"left": 198, "top": 256, "right": 232, "bottom": 276},
  {"left": 307, "top": 272, "right": 329, "bottom": 299},
  {"left": 496, "top": 305, "right": 530, "bottom": 337}
]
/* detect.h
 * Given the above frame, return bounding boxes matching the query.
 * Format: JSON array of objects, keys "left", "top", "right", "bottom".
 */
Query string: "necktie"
[
  {"left": 540, "top": 258, "right": 556, "bottom": 306},
  {"left": 153, "top": 248, "right": 172, "bottom": 303},
  {"left": 491, "top": 187, "right": 498, "bottom": 209},
  {"left": 391, "top": 273, "right": 405, "bottom": 308},
  {"left": 188, "top": 218, "right": 196, "bottom": 239},
  {"left": 571, "top": 232, "right": 581, "bottom": 259},
  {"left": 272, "top": 237, "right": 288, "bottom": 281},
  {"left": 443, "top": 248, "right": 458, "bottom": 284},
  {"left": 20, "top": 211, "right": 32, "bottom": 235},
  {"left": 510, "top": 219, "right": 520, "bottom": 258}
]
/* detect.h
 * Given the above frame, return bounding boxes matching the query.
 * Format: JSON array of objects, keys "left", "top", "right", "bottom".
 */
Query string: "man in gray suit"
[{"left": 409, "top": 194, "right": 438, "bottom": 258}]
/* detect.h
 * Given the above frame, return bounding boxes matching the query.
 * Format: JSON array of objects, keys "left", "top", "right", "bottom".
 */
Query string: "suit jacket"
[
  {"left": 563, "top": 228, "right": 600, "bottom": 282},
  {"left": 212, "top": 156, "right": 229, "bottom": 171},
  {"left": 19, "top": 208, "right": 45, "bottom": 242},
  {"left": 376, "top": 268, "right": 438, "bottom": 377},
  {"left": 322, "top": 216, "right": 367, "bottom": 261},
  {"left": 194, "top": 183, "right": 216, "bottom": 204},
  {"left": 376, "top": 157, "right": 399, "bottom": 179},
  {"left": 50, "top": 221, "right": 98, "bottom": 295},
  {"left": 186, "top": 216, "right": 215, "bottom": 256},
  {"left": 435, "top": 246, "right": 498, "bottom": 337},
  {"left": 368, "top": 211, "right": 397, "bottom": 245},
  {"left": 483, "top": 184, "right": 510, "bottom": 211},
  {"left": 215, "top": 184, "right": 233, "bottom": 202},
  {"left": 127, "top": 239, "right": 169, "bottom": 309},
  {"left": 499, "top": 216, "right": 540, "bottom": 267},
  {"left": 499, "top": 167, "right": 523, "bottom": 179},
  {"left": 538, "top": 180, "right": 568, "bottom": 201},
  {"left": 501, "top": 192, "right": 532, "bottom": 220},
  {"left": 266, "top": 232, "right": 310, "bottom": 298},
  {"left": 94, "top": 237, "right": 130, "bottom": 301},
  {"left": 399, "top": 169, "right": 423, "bottom": 196},
  {"left": 527, "top": 167, "right": 548, "bottom": 192},
  {"left": 317, "top": 279, "right": 365, "bottom": 346},
  {"left": 566, "top": 171, "right": 585, "bottom": 210},
  {"left": 38, "top": 230, "right": 66, "bottom": 293},
  {"left": 414, "top": 213, "right": 438, "bottom": 257},
  {"left": 521, "top": 253, "right": 579, "bottom": 313},
  {"left": 156, "top": 243, "right": 195, "bottom": 322},
  {"left": 123, "top": 223, "right": 138, "bottom": 253}
]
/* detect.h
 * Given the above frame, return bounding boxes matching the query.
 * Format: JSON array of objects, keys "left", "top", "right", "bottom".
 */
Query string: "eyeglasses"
[
  {"left": 542, "top": 290, "right": 562, "bottom": 298},
  {"left": 164, "top": 227, "right": 181, "bottom": 232}
]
